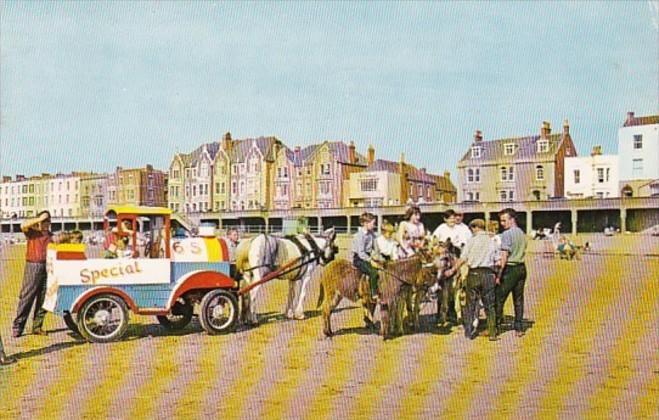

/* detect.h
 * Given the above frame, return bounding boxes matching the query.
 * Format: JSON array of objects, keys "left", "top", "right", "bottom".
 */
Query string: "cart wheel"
[
  {"left": 199, "top": 290, "right": 238, "bottom": 335},
  {"left": 157, "top": 298, "right": 193, "bottom": 330},
  {"left": 76, "top": 294, "right": 129, "bottom": 343},
  {"left": 63, "top": 311, "right": 80, "bottom": 335}
]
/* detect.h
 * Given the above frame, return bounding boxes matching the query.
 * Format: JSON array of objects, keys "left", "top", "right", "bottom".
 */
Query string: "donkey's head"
[{"left": 317, "top": 227, "right": 338, "bottom": 265}]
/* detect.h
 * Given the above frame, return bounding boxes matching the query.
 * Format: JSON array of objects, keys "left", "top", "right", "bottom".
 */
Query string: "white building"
[
  {"left": 44, "top": 174, "right": 82, "bottom": 218},
  {"left": 345, "top": 160, "right": 402, "bottom": 207},
  {"left": 618, "top": 112, "right": 658, "bottom": 182},
  {"left": 565, "top": 146, "right": 619, "bottom": 199}
]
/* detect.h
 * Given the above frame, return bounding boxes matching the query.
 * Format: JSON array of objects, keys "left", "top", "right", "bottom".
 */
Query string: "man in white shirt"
[
  {"left": 454, "top": 211, "right": 473, "bottom": 249},
  {"left": 432, "top": 210, "right": 472, "bottom": 254}
]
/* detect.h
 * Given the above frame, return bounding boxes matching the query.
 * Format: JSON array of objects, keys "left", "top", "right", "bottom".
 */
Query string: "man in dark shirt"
[
  {"left": 12, "top": 210, "right": 55, "bottom": 337},
  {"left": 496, "top": 208, "right": 528, "bottom": 337}
]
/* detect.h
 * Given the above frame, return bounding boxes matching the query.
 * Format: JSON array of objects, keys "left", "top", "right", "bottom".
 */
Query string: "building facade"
[
  {"left": 108, "top": 165, "right": 166, "bottom": 207},
  {"left": 564, "top": 146, "right": 619, "bottom": 199},
  {"left": 345, "top": 152, "right": 456, "bottom": 207},
  {"left": 457, "top": 121, "right": 577, "bottom": 202},
  {"left": 618, "top": 112, "right": 658, "bottom": 197},
  {"left": 79, "top": 173, "right": 109, "bottom": 218}
]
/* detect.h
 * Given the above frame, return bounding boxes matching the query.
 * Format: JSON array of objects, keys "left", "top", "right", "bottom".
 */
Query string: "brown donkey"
[{"left": 317, "top": 255, "right": 434, "bottom": 338}]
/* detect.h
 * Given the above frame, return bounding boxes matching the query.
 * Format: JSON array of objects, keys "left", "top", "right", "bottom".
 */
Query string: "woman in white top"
[{"left": 397, "top": 206, "right": 426, "bottom": 257}]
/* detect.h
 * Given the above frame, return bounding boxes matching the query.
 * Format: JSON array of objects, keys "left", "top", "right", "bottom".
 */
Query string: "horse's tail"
[{"left": 317, "top": 282, "right": 325, "bottom": 308}]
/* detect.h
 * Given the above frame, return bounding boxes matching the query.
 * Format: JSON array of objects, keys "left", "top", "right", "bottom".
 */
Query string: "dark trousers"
[
  {"left": 13, "top": 262, "right": 48, "bottom": 333},
  {"left": 463, "top": 267, "right": 496, "bottom": 338},
  {"left": 353, "top": 256, "right": 379, "bottom": 295},
  {"left": 495, "top": 264, "right": 527, "bottom": 331}
]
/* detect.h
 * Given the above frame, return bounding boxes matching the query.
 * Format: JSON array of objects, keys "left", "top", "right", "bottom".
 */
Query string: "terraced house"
[
  {"left": 291, "top": 141, "right": 368, "bottom": 209},
  {"left": 107, "top": 165, "right": 166, "bottom": 207},
  {"left": 168, "top": 143, "right": 219, "bottom": 213},
  {"left": 170, "top": 133, "right": 283, "bottom": 213},
  {"left": 345, "top": 148, "right": 456, "bottom": 207},
  {"left": 228, "top": 135, "right": 281, "bottom": 211},
  {"left": 457, "top": 121, "right": 577, "bottom": 202}
]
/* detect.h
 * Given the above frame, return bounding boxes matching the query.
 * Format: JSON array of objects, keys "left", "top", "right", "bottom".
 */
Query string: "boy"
[{"left": 351, "top": 212, "right": 380, "bottom": 300}]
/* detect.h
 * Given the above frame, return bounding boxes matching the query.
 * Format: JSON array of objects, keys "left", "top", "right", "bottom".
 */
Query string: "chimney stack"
[
  {"left": 541, "top": 121, "right": 551, "bottom": 138},
  {"left": 294, "top": 146, "right": 301, "bottom": 163},
  {"left": 474, "top": 130, "right": 483, "bottom": 142},
  {"left": 348, "top": 141, "right": 356, "bottom": 164},
  {"left": 563, "top": 119, "right": 569, "bottom": 135},
  {"left": 223, "top": 132, "right": 233, "bottom": 153},
  {"left": 2, "top": 176, "right": 11, "bottom": 183},
  {"left": 626, "top": 111, "right": 635, "bottom": 122},
  {"left": 367, "top": 144, "right": 375, "bottom": 165},
  {"left": 591, "top": 145, "right": 602, "bottom": 156}
]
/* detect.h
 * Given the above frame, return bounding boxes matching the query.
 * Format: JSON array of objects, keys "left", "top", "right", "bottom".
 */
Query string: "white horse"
[{"left": 235, "top": 228, "right": 338, "bottom": 325}]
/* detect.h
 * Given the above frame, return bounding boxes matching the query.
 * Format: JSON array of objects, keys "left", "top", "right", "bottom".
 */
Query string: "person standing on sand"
[{"left": 12, "top": 210, "right": 61, "bottom": 337}]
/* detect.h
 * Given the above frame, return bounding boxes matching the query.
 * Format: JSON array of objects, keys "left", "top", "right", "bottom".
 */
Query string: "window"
[
  {"left": 597, "top": 168, "right": 605, "bottom": 183},
  {"left": 606, "top": 168, "right": 610, "bottom": 182},
  {"left": 500, "top": 190, "right": 514, "bottom": 202},
  {"left": 277, "top": 168, "right": 282, "bottom": 178},
  {"left": 474, "top": 168, "right": 480, "bottom": 182},
  {"left": 633, "top": 135, "right": 642, "bottom": 149},
  {"left": 284, "top": 167, "right": 288, "bottom": 178},
  {"left": 220, "top": 183, "right": 225, "bottom": 194},
  {"left": 467, "top": 169, "right": 474, "bottom": 183},
  {"left": 504, "top": 143, "right": 515, "bottom": 155},
  {"left": 215, "top": 183, "right": 220, "bottom": 194},
  {"left": 232, "top": 182, "right": 237, "bottom": 194},
  {"left": 360, "top": 179, "right": 377, "bottom": 192},
  {"left": 536, "top": 165, "right": 544, "bottom": 181},
  {"left": 471, "top": 147, "right": 482, "bottom": 158},
  {"left": 500, "top": 166, "right": 514, "bottom": 181},
  {"left": 467, "top": 192, "right": 474, "bottom": 201},
  {"left": 320, "top": 182, "right": 331, "bottom": 194},
  {"left": 537, "top": 140, "right": 549, "bottom": 153},
  {"left": 632, "top": 159, "right": 643, "bottom": 177},
  {"left": 574, "top": 170, "right": 580, "bottom": 184},
  {"left": 193, "top": 186, "right": 197, "bottom": 196},
  {"left": 321, "top": 163, "right": 330, "bottom": 175}
]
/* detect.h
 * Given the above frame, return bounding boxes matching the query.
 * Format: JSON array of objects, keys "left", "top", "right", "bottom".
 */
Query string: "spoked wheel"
[
  {"left": 199, "top": 290, "right": 239, "bottom": 335},
  {"left": 157, "top": 298, "right": 194, "bottom": 330},
  {"left": 76, "top": 294, "right": 129, "bottom": 343},
  {"left": 63, "top": 311, "right": 80, "bottom": 335}
]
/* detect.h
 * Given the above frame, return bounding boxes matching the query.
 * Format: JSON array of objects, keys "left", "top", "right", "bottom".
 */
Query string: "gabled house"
[{"left": 457, "top": 121, "right": 577, "bottom": 202}]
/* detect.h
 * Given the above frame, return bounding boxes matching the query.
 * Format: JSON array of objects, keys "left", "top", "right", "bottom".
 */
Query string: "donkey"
[
  {"left": 433, "top": 239, "right": 461, "bottom": 327},
  {"left": 317, "top": 254, "right": 435, "bottom": 339},
  {"left": 236, "top": 228, "right": 338, "bottom": 325}
]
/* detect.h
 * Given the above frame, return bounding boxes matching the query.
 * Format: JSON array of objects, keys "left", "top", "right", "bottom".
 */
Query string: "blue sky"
[{"left": 1, "top": 2, "right": 657, "bottom": 177}]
